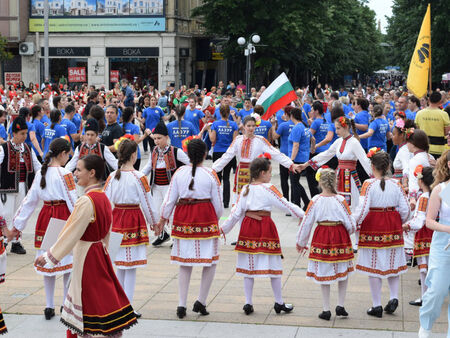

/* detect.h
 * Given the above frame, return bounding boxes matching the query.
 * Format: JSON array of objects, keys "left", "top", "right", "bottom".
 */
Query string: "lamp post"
[{"left": 237, "top": 34, "right": 261, "bottom": 97}]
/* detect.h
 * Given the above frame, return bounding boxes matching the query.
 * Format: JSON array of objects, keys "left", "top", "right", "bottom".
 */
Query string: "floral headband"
[
  {"left": 338, "top": 116, "right": 347, "bottom": 128},
  {"left": 250, "top": 112, "right": 261, "bottom": 126},
  {"left": 405, "top": 127, "right": 415, "bottom": 140},
  {"left": 181, "top": 135, "right": 200, "bottom": 152},
  {"left": 414, "top": 165, "right": 423, "bottom": 179},
  {"left": 395, "top": 119, "right": 405, "bottom": 129},
  {"left": 257, "top": 152, "right": 272, "bottom": 160},
  {"left": 114, "top": 134, "right": 135, "bottom": 150},
  {"left": 60, "top": 135, "right": 71, "bottom": 144},
  {"left": 397, "top": 111, "right": 406, "bottom": 118},
  {"left": 367, "top": 147, "right": 381, "bottom": 158},
  {"left": 315, "top": 165, "right": 329, "bottom": 182}
]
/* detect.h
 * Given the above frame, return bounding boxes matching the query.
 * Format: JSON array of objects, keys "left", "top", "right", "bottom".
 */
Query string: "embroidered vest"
[
  {"left": 81, "top": 190, "right": 112, "bottom": 242},
  {"left": 78, "top": 143, "right": 104, "bottom": 159},
  {"left": 150, "top": 146, "right": 184, "bottom": 186},
  {"left": 0, "top": 142, "right": 35, "bottom": 193}
]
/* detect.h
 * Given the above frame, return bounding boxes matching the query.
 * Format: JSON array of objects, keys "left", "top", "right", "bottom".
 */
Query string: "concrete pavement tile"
[
  {"left": 394, "top": 332, "right": 446, "bottom": 338},
  {"left": 126, "top": 319, "right": 207, "bottom": 337},
  {"left": 403, "top": 321, "right": 447, "bottom": 333},
  {"left": 200, "top": 322, "right": 298, "bottom": 338},
  {"left": 297, "top": 327, "right": 393, "bottom": 337},
  {"left": 264, "top": 314, "right": 334, "bottom": 327},
  {"left": 197, "top": 310, "right": 270, "bottom": 324},
  {"left": 332, "top": 318, "right": 402, "bottom": 331},
  {"left": 6, "top": 303, "right": 48, "bottom": 315}
]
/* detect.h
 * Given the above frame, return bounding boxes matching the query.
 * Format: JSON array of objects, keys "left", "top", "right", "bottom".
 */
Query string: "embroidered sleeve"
[
  {"left": 207, "top": 169, "right": 223, "bottom": 220},
  {"left": 63, "top": 173, "right": 76, "bottom": 191},
  {"left": 339, "top": 198, "right": 356, "bottom": 234},
  {"left": 59, "top": 170, "right": 77, "bottom": 212},
  {"left": 134, "top": 172, "right": 158, "bottom": 225},
  {"left": 141, "top": 156, "right": 152, "bottom": 177},
  {"left": 160, "top": 167, "right": 183, "bottom": 219},
  {"left": 360, "top": 181, "right": 371, "bottom": 196},
  {"left": 265, "top": 185, "right": 304, "bottom": 219},
  {"left": 352, "top": 139, "right": 372, "bottom": 176},
  {"left": 212, "top": 137, "right": 239, "bottom": 172},
  {"left": 221, "top": 190, "right": 246, "bottom": 234},
  {"left": 397, "top": 181, "right": 411, "bottom": 223},
  {"left": 139, "top": 176, "right": 151, "bottom": 193},
  {"left": 12, "top": 172, "right": 41, "bottom": 231},
  {"left": 353, "top": 181, "right": 372, "bottom": 225},
  {"left": 263, "top": 138, "right": 293, "bottom": 169},
  {"left": 296, "top": 198, "right": 317, "bottom": 247},
  {"left": 308, "top": 138, "right": 339, "bottom": 170},
  {"left": 407, "top": 196, "right": 427, "bottom": 232}
]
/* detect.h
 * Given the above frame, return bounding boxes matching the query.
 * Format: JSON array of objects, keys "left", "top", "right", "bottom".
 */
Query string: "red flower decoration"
[
  {"left": 338, "top": 116, "right": 347, "bottom": 128},
  {"left": 257, "top": 152, "right": 272, "bottom": 160},
  {"left": 16, "top": 124, "right": 20, "bottom": 130},
  {"left": 367, "top": 147, "right": 381, "bottom": 158},
  {"left": 414, "top": 165, "right": 424, "bottom": 179}
]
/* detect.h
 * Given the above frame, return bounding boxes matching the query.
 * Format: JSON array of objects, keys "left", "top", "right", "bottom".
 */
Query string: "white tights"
[
  {"left": 116, "top": 268, "right": 137, "bottom": 303},
  {"left": 368, "top": 276, "right": 400, "bottom": 307},
  {"left": 43, "top": 273, "right": 70, "bottom": 309},
  {"left": 243, "top": 277, "right": 283, "bottom": 305},
  {"left": 420, "top": 271, "right": 428, "bottom": 297},
  {"left": 320, "top": 279, "right": 348, "bottom": 311},
  {"left": 178, "top": 265, "right": 217, "bottom": 307}
]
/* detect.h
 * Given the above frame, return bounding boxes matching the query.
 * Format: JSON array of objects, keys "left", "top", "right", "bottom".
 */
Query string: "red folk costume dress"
[
  {"left": 160, "top": 165, "right": 223, "bottom": 266},
  {"left": 308, "top": 135, "right": 371, "bottom": 209},
  {"left": 103, "top": 170, "right": 157, "bottom": 268},
  {"left": 221, "top": 183, "right": 304, "bottom": 278},
  {"left": 297, "top": 194, "right": 356, "bottom": 284},
  {"left": 353, "top": 178, "right": 411, "bottom": 278},
  {"left": 43, "top": 184, "right": 137, "bottom": 336},
  {"left": 0, "top": 215, "right": 7, "bottom": 335},
  {"left": 13, "top": 167, "right": 77, "bottom": 275},
  {"left": 212, "top": 135, "right": 294, "bottom": 197},
  {"left": 405, "top": 192, "right": 433, "bottom": 272}
]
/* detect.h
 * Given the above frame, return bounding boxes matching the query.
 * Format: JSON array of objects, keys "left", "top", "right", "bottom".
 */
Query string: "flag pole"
[{"left": 428, "top": 3, "right": 432, "bottom": 94}]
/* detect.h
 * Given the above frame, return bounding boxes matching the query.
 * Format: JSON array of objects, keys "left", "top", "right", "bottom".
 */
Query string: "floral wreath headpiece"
[
  {"left": 367, "top": 147, "right": 381, "bottom": 158},
  {"left": 315, "top": 165, "right": 330, "bottom": 182},
  {"left": 397, "top": 111, "right": 406, "bottom": 119},
  {"left": 405, "top": 127, "right": 415, "bottom": 140},
  {"left": 338, "top": 116, "right": 347, "bottom": 128},
  {"left": 250, "top": 112, "right": 261, "bottom": 126},
  {"left": 414, "top": 165, "right": 423, "bottom": 179},
  {"left": 257, "top": 152, "right": 272, "bottom": 160},
  {"left": 60, "top": 135, "right": 71, "bottom": 144},
  {"left": 395, "top": 119, "right": 405, "bottom": 129},
  {"left": 114, "top": 134, "right": 135, "bottom": 150},
  {"left": 181, "top": 135, "right": 201, "bottom": 152}
]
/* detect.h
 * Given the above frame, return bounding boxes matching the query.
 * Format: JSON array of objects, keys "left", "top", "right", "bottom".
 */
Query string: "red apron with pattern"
[
  {"left": 309, "top": 221, "right": 354, "bottom": 263},
  {"left": 336, "top": 160, "right": 361, "bottom": 206},
  {"left": 234, "top": 162, "right": 250, "bottom": 194},
  {"left": 413, "top": 226, "right": 433, "bottom": 257},
  {"left": 359, "top": 207, "right": 404, "bottom": 249},
  {"left": 393, "top": 169, "right": 403, "bottom": 181},
  {"left": 236, "top": 212, "right": 282, "bottom": 255},
  {"left": 172, "top": 200, "right": 219, "bottom": 239},
  {"left": 112, "top": 204, "right": 149, "bottom": 247},
  {"left": 35, "top": 201, "right": 70, "bottom": 249}
]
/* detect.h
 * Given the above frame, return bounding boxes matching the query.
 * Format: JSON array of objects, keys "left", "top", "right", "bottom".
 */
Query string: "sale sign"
[
  {"left": 68, "top": 67, "right": 86, "bottom": 82},
  {"left": 5, "top": 72, "right": 21, "bottom": 85},
  {"left": 110, "top": 70, "right": 119, "bottom": 83}
]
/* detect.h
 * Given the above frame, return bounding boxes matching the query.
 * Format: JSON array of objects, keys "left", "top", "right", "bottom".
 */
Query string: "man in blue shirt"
[
  {"left": 60, "top": 104, "right": 79, "bottom": 149},
  {"left": 121, "top": 79, "right": 135, "bottom": 108},
  {"left": 354, "top": 97, "right": 370, "bottom": 151},
  {"left": 253, "top": 105, "right": 272, "bottom": 141},
  {"left": 141, "top": 96, "right": 166, "bottom": 150},
  {"left": 214, "top": 97, "right": 239, "bottom": 122},
  {"left": 238, "top": 97, "right": 254, "bottom": 123},
  {"left": 184, "top": 97, "right": 205, "bottom": 134}
]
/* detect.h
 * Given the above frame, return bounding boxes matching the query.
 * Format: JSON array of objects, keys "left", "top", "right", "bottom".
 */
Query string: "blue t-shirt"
[
  {"left": 0, "top": 125, "right": 6, "bottom": 141},
  {"left": 60, "top": 118, "right": 77, "bottom": 148},
  {"left": 239, "top": 108, "right": 254, "bottom": 121},
  {"left": 122, "top": 122, "right": 141, "bottom": 159},
  {"left": 368, "top": 118, "right": 389, "bottom": 151},
  {"left": 254, "top": 120, "right": 272, "bottom": 140},
  {"left": 327, "top": 123, "right": 338, "bottom": 144},
  {"left": 276, "top": 120, "right": 294, "bottom": 155},
  {"left": 354, "top": 110, "right": 370, "bottom": 150},
  {"left": 32, "top": 119, "right": 46, "bottom": 154},
  {"left": 214, "top": 106, "right": 239, "bottom": 121},
  {"left": 71, "top": 113, "right": 82, "bottom": 132},
  {"left": 143, "top": 107, "right": 165, "bottom": 131},
  {"left": 324, "top": 111, "right": 331, "bottom": 123},
  {"left": 184, "top": 108, "right": 205, "bottom": 134},
  {"left": 288, "top": 123, "right": 311, "bottom": 163},
  {"left": 303, "top": 103, "right": 311, "bottom": 116},
  {"left": 443, "top": 101, "right": 450, "bottom": 109},
  {"left": 8, "top": 121, "right": 36, "bottom": 149},
  {"left": 275, "top": 109, "right": 285, "bottom": 126},
  {"left": 41, "top": 115, "right": 50, "bottom": 127},
  {"left": 405, "top": 109, "right": 416, "bottom": 120},
  {"left": 310, "top": 117, "right": 331, "bottom": 153},
  {"left": 211, "top": 120, "right": 238, "bottom": 152},
  {"left": 43, "top": 124, "right": 67, "bottom": 156},
  {"left": 167, "top": 120, "right": 196, "bottom": 149}
]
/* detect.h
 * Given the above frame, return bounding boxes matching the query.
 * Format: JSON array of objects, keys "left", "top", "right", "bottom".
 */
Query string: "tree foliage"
[
  {"left": 192, "top": 0, "right": 382, "bottom": 85},
  {"left": 0, "top": 35, "right": 12, "bottom": 62},
  {"left": 387, "top": 0, "right": 450, "bottom": 83}
]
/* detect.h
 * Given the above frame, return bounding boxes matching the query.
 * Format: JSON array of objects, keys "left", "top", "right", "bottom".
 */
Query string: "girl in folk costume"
[
  {"left": 10, "top": 139, "right": 77, "bottom": 320},
  {"left": 402, "top": 166, "right": 434, "bottom": 307},
  {"left": 157, "top": 139, "right": 223, "bottom": 319},
  {"left": 35, "top": 155, "right": 137, "bottom": 337},
  {"left": 418, "top": 151, "right": 450, "bottom": 338},
  {"left": 298, "top": 116, "right": 371, "bottom": 209},
  {"left": 221, "top": 155, "right": 304, "bottom": 315},
  {"left": 0, "top": 208, "right": 9, "bottom": 334},
  {"left": 212, "top": 115, "right": 298, "bottom": 199},
  {"left": 353, "top": 150, "right": 410, "bottom": 318},
  {"left": 103, "top": 139, "right": 158, "bottom": 318},
  {"left": 141, "top": 121, "right": 190, "bottom": 246},
  {"left": 296, "top": 168, "right": 356, "bottom": 321},
  {"left": 391, "top": 119, "right": 414, "bottom": 187},
  {"left": 0, "top": 117, "right": 42, "bottom": 255}
]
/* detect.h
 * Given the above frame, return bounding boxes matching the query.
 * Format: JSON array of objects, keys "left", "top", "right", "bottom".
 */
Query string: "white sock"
[
  {"left": 43, "top": 276, "right": 56, "bottom": 308},
  {"left": 116, "top": 268, "right": 125, "bottom": 287},
  {"left": 244, "top": 277, "right": 254, "bottom": 305},
  {"left": 198, "top": 265, "right": 216, "bottom": 305},
  {"left": 387, "top": 276, "right": 399, "bottom": 300},
  {"left": 420, "top": 271, "right": 428, "bottom": 297},
  {"left": 62, "top": 273, "right": 70, "bottom": 305},
  {"left": 321, "top": 284, "right": 331, "bottom": 311},
  {"left": 337, "top": 279, "right": 348, "bottom": 307},
  {"left": 178, "top": 266, "right": 193, "bottom": 307},
  {"left": 123, "top": 269, "right": 137, "bottom": 304},
  {"left": 368, "top": 276, "right": 382, "bottom": 307},
  {"left": 270, "top": 278, "right": 283, "bottom": 305}
]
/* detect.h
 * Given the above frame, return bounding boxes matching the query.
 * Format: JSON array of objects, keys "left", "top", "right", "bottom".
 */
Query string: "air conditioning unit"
[{"left": 19, "top": 42, "right": 35, "bottom": 56}]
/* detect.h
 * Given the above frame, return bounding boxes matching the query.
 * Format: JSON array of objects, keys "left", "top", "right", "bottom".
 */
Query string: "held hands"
[
  {"left": 35, "top": 255, "right": 46, "bottom": 267},
  {"left": 3, "top": 227, "right": 20, "bottom": 242},
  {"left": 296, "top": 244, "right": 308, "bottom": 256},
  {"left": 294, "top": 163, "right": 307, "bottom": 173},
  {"left": 402, "top": 224, "right": 410, "bottom": 232},
  {"left": 154, "top": 218, "right": 168, "bottom": 236}
]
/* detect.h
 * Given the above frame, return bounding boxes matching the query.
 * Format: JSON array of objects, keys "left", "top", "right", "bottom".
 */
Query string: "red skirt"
[
  {"left": 35, "top": 201, "right": 70, "bottom": 249},
  {"left": 234, "top": 162, "right": 250, "bottom": 194},
  {"left": 78, "top": 242, "right": 136, "bottom": 336},
  {"left": 359, "top": 208, "right": 404, "bottom": 249},
  {"left": 414, "top": 226, "right": 433, "bottom": 257},
  {"left": 309, "top": 222, "right": 354, "bottom": 263},
  {"left": 112, "top": 204, "right": 149, "bottom": 247},
  {"left": 172, "top": 202, "right": 219, "bottom": 239},
  {"left": 236, "top": 216, "right": 282, "bottom": 255},
  {"left": 0, "top": 307, "right": 6, "bottom": 335}
]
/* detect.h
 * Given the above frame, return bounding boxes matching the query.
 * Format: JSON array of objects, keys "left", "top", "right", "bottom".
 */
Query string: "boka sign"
[{"left": 68, "top": 67, "right": 86, "bottom": 83}]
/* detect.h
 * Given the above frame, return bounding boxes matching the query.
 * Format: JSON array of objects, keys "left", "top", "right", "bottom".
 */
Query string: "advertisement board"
[
  {"left": 68, "top": 67, "right": 86, "bottom": 82},
  {"left": 29, "top": 0, "right": 165, "bottom": 32},
  {"left": 110, "top": 70, "right": 119, "bottom": 83},
  {"left": 4, "top": 72, "right": 22, "bottom": 85}
]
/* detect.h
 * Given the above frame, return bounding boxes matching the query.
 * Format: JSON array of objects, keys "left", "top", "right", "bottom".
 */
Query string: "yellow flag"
[{"left": 406, "top": 4, "right": 431, "bottom": 98}]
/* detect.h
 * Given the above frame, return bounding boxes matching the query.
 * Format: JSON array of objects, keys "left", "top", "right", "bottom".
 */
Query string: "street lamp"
[{"left": 238, "top": 34, "right": 261, "bottom": 97}]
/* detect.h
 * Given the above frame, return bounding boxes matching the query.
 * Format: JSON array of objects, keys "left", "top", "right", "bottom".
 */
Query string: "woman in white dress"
[{"left": 391, "top": 118, "right": 414, "bottom": 186}]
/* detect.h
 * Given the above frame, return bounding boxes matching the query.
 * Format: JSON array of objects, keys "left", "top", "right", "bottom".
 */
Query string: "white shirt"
[
  {"left": 0, "top": 141, "right": 41, "bottom": 171},
  {"left": 65, "top": 143, "right": 118, "bottom": 173},
  {"left": 141, "top": 146, "right": 190, "bottom": 177}
]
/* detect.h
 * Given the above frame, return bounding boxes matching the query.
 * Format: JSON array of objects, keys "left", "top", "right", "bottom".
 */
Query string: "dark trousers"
[
  {"left": 279, "top": 164, "right": 290, "bottom": 201},
  {"left": 134, "top": 158, "right": 141, "bottom": 170},
  {"left": 290, "top": 161, "right": 319, "bottom": 209},
  {"left": 142, "top": 135, "right": 155, "bottom": 152},
  {"left": 213, "top": 152, "right": 236, "bottom": 207},
  {"left": 356, "top": 154, "right": 370, "bottom": 183}
]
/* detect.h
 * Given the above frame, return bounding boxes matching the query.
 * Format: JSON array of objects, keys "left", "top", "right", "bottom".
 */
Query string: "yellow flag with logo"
[{"left": 406, "top": 4, "right": 431, "bottom": 98}]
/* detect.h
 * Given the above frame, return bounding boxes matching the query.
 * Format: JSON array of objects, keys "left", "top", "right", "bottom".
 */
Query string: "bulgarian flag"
[{"left": 256, "top": 72, "right": 297, "bottom": 120}]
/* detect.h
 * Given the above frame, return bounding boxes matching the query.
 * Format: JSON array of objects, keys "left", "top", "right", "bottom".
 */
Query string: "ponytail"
[
  {"left": 40, "top": 154, "right": 51, "bottom": 189},
  {"left": 40, "top": 138, "right": 71, "bottom": 189},
  {"left": 187, "top": 139, "right": 207, "bottom": 190},
  {"left": 176, "top": 105, "right": 186, "bottom": 134},
  {"left": 350, "top": 119, "right": 359, "bottom": 141},
  {"left": 242, "top": 178, "right": 252, "bottom": 197},
  {"left": 115, "top": 139, "right": 137, "bottom": 181}
]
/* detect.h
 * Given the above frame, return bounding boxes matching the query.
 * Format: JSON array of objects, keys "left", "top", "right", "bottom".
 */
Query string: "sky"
[{"left": 367, "top": 0, "right": 394, "bottom": 34}]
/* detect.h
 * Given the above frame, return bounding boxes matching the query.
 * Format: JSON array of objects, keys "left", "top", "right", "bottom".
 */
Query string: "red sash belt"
[
  {"left": 114, "top": 204, "right": 140, "bottom": 209},
  {"left": 44, "top": 200, "right": 66, "bottom": 206},
  {"left": 338, "top": 160, "right": 356, "bottom": 170},
  {"left": 177, "top": 198, "right": 211, "bottom": 205},
  {"left": 245, "top": 210, "right": 271, "bottom": 220},
  {"left": 369, "top": 207, "right": 396, "bottom": 212}
]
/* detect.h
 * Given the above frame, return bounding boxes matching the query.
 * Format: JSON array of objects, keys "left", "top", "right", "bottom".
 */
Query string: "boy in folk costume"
[
  {"left": 297, "top": 167, "right": 356, "bottom": 321},
  {"left": 141, "top": 121, "right": 189, "bottom": 246},
  {"left": 0, "top": 207, "right": 8, "bottom": 334},
  {"left": 0, "top": 117, "right": 41, "bottom": 254},
  {"left": 221, "top": 155, "right": 304, "bottom": 315}
]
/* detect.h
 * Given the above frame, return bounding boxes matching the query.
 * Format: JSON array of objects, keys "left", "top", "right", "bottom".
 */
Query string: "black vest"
[
  {"left": 149, "top": 146, "right": 184, "bottom": 186},
  {"left": 0, "top": 142, "right": 35, "bottom": 193}
]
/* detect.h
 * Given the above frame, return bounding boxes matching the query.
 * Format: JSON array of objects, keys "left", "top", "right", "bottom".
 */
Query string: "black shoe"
[
  {"left": 10, "top": 242, "right": 26, "bottom": 254},
  {"left": 152, "top": 231, "right": 170, "bottom": 246},
  {"left": 44, "top": 307, "right": 55, "bottom": 320},
  {"left": 230, "top": 241, "right": 237, "bottom": 246},
  {"left": 285, "top": 213, "right": 291, "bottom": 217},
  {"left": 353, "top": 249, "right": 358, "bottom": 254},
  {"left": 318, "top": 310, "right": 331, "bottom": 320},
  {"left": 409, "top": 298, "right": 422, "bottom": 306},
  {"left": 134, "top": 311, "right": 142, "bottom": 318},
  {"left": 384, "top": 298, "right": 399, "bottom": 314},
  {"left": 243, "top": 304, "right": 254, "bottom": 315},
  {"left": 273, "top": 302, "right": 293, "bottom": 314},
  {"left": 192, "top": 300, "right": 209, "bottom": 316},
  {"left": 418, "top": 278, "right": 421, "bottom": 286},
  {"left": 60, "top": 305, "right": 63, "bottom": 314},
  {"left": 335, "top": 306, "right": 348, "bottom": 317},
  {"left": 367, "top": 306, "right": 383, "bottom": 318},
  {"left": 176, "top": 306, "right": 186, "bottom": 319}
]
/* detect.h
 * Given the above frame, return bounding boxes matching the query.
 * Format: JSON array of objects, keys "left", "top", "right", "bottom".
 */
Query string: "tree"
[
  {"left": 387, "top": 0, "right": 450, "bottom": 83},
  {"left": 0, "top": 35, "right": 12, "bottom": 62}
]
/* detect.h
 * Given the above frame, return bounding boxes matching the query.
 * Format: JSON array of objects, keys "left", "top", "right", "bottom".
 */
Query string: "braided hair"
[
  {"left": 176, "top": 105, "right": 186, "bottom": 132},
  {"left": 187, "top": 138, "right": 207, "bottom": 190},
  {"left": 319, "top": 168, "right": 337, "bottom": 194},
  {"left": 115, "top": 139, "right": 137, "bottom": 181},
  {"left": 370, "top": 151, "right": 391, "bottom": 191},
  {"left": 122, "top": 106, "right": 134, "bottom": 134},
  {"left": 420, "top": 167, "right": 434, "bottom": 192},
  {"left": 40, "top": 138, "right": 71, "bottom": 189},
  {"left": 243, "top": 157, "right": 271, "bottom": 197}
]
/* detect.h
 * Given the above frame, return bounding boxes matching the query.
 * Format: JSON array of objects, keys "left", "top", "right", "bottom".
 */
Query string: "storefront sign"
[
  {"left": 179, "top": 48, "right": 190, "bottom": 57},
  {"left": 41, "top": 47, "right": 90, "bottom": 57},
  {"left": 68, "top": 67, "right": 86, "bottom": 82},
  {"left": 212, "top": 52, "right": 224, "bottom": 61},
  {"left": 4, "top": 72, "right": 21, "bottom": 85},
  {"left": 110, "top": 70, "right": 120, "bottom": 83},
  {"left": 106, "top": 48, "right": 159, "bottom": 57}
]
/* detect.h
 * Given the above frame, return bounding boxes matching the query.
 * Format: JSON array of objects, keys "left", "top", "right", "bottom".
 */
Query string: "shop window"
[{"left": 108, "top": 57, "right": 157, "bottom": 89}]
